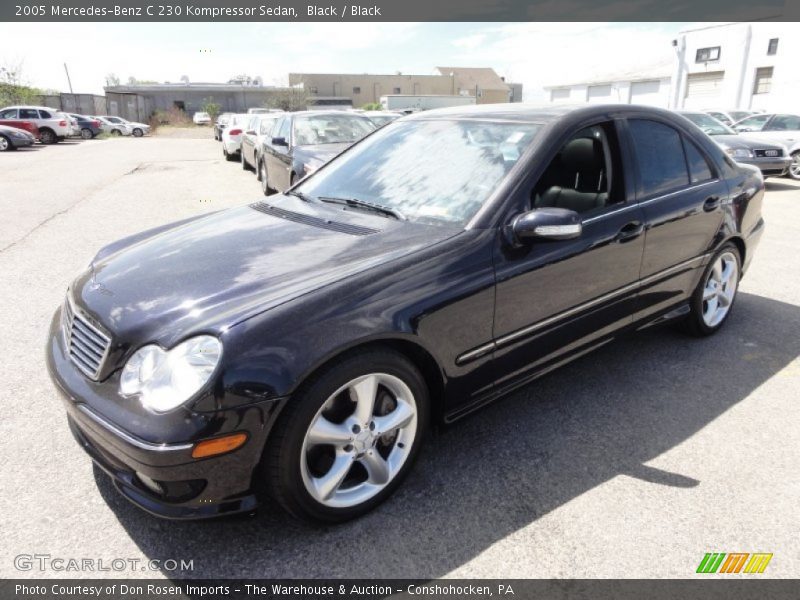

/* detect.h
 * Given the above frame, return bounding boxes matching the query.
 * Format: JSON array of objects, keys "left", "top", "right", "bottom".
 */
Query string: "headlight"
[
  {"left": 726, "top": 147, "right": 753, "bottom": 159},
  {"left": 119, "top": 335, "right": 222, "bottom": 413}
]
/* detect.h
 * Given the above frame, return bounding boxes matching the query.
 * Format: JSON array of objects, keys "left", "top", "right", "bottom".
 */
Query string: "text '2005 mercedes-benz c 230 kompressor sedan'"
[{"left": 47, "top": 105, "right": 764, "bottom": 523}]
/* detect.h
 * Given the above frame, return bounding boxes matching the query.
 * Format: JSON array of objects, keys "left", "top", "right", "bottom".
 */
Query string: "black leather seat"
[{"left": 534, "top": 137, "right": 608, "bottom": 213}]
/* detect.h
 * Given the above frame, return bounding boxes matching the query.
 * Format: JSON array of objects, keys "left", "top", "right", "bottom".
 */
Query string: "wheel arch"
[{"left": 289, "top": 335, "right": 447, "bottom": 426}]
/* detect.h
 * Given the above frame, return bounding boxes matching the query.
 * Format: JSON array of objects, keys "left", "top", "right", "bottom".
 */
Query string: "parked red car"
[{"left": 0, "top": 119, "right": 41, "bottom": 141}]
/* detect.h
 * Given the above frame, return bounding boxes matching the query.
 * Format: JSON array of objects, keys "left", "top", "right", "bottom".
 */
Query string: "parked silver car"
[
  {"left": 680, "top": 111, "right": 791, "bottom": 178},
  {"left": 732, "top": 113, "right": 800, "bottom": 180},
  {"left": 101, "top": 116, "right": 150, "bottom": 137},
  {"left": 240, "top": 113, "right": 282, "bottom": 172}
]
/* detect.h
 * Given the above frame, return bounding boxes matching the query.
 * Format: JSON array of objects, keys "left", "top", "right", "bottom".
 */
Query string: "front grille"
[
  {"left": 62, "top": 298, "right": 111, "bottom": 380},
  {"left": 754, "top": 148, "right": 784, "bottom": 158}
]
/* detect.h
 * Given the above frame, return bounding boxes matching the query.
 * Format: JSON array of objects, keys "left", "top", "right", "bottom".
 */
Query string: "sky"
[{"left": 0, "top": 22, "right": 691, "bottom": 103}]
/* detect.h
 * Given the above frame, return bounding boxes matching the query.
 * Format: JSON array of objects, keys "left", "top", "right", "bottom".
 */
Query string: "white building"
[
  {"left": 671, "top": 22, "right": 799, "bottom": 112},
  {"left": 544, "top": 22, "right": 799, "bottom": 112},
  {"left": 544, "top": 61, "right": 672, "bottom": 108}
]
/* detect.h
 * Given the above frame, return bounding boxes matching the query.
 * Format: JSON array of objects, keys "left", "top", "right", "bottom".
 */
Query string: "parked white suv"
[{"left": 0, "top": 105, "right": 71, "bottom": 144}]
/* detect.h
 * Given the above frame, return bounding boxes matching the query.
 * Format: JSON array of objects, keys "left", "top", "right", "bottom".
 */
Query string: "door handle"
[
  {"left": 703, "top": 196, "right": 721, "bottom": 212},
  {"left": 615, "top": 221, "right": 644, "bottom": 243}
]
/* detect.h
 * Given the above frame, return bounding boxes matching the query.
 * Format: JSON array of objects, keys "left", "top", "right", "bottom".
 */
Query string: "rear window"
[
  {"left": 38, "top": 110, "right": 52, "bottom": 119},
  {"left": 629, "top": 119, "right": 690, "bottom": 196}
]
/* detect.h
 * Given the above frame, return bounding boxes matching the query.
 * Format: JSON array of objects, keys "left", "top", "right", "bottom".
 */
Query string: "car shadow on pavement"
[
  {"left": 94, "top": 291, "right": 800, "bottom": 578},
  {"left": 764, "top": 180, "right": 800, "bottom": 192}
]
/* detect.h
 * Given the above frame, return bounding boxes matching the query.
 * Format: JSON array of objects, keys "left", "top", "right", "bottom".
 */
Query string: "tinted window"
[
  {"left": 278, "top": 117, "right": 291, "bottom": 141},
  {"left": 259, "top": 118, "right": 274, "bottom": 135},
  {"left": 0, "top": 109, "right": 17, "bottom": 118},
  {"left": 37, "top": 110, "right": 52, "bottom": 118},
  {"left": 19, "top": 109, "right": 37, "bottom": 118},
  {"left": 767, "top": 115, "right": 800, "bottom": 131},
  {"left": 684, "top": 139, "right": 714, "bottom": 183},
  {"left": 629, "top": 119, "right": 689, "bottom": 196}
]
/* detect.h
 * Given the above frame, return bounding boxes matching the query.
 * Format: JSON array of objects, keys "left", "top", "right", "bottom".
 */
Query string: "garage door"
[
  {"left": 587, "top": 84, "right": 613, "bottom": 103},
  {"left": 684, "top": 71, "right": 724, "bottom": 109},
  {"left": 630, "top": 80, "right": 665, "bottom": 107}
]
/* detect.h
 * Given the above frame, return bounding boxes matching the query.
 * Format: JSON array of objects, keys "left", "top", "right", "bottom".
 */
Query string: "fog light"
[
  {"left": 136, "top": 472, "right": 163, "bottom": 495},
  {"left": 191, "top": 433, "right": 248, "bottom": 459}
]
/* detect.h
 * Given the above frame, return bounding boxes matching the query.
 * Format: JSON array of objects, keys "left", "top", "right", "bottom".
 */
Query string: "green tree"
[
  {"left": 361, "top": 102, "right": 382, "bottom": 110},
  {"left": 200, "top": 97, "right": 222, "bottom": 120},
  {"left": 0, "top": 61, "right": 42, "bottom": 106},
  {"left": 264, "top": 87, "right": 309, "bottom": 112}
]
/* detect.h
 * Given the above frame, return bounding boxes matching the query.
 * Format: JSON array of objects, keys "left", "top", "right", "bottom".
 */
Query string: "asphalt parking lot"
[{"left": 1, "top": 131, "right": 798, "bottom": 579}]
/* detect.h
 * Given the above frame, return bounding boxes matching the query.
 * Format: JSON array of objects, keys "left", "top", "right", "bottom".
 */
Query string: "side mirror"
[
  {"left": 271, "top": 136, "right": 288, "bottom": 146},
  {"left": 507, "top": 207, "right": 582, "bottom": 246}
]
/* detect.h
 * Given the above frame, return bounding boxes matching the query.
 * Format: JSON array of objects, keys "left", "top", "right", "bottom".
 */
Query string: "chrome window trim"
[{"left": 77, "top": 405, "right": 192, "bottom": 452}]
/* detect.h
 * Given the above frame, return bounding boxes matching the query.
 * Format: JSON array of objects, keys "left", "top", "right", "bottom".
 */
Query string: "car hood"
[
  {"left": 72, "top": 196, "right": 459, "bottom": 349},
  {"left": 293, "top": 142, "right": 352, "bottom": 166},
  {"left": 711, "top": 134, "right": 784, "bottom": 151}
]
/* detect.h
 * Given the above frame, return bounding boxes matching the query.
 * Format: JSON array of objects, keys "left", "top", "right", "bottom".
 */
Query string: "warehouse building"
[
  {"left": 544, "top": 22, "right": 798, "bottom": 112},
  {"left": 289, "top": 67, "right": 521, "bottom": 106}
]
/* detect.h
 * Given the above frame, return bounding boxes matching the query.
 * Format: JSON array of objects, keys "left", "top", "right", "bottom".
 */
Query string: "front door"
[{"left": 491, "top": 120, "right": 645, "bottom": 394}]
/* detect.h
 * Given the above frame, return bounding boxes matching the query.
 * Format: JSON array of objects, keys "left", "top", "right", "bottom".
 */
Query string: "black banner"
[
  {"left": 1, "top": 0, "right": 796, "bottom": 22},
  {"left": 3, "top": 580, "right": 800, "bottom": 600}
]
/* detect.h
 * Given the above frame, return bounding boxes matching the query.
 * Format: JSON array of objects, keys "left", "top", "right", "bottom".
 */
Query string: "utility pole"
[{"left": 64, "top": 63, "right": 76, "bottom": 112}]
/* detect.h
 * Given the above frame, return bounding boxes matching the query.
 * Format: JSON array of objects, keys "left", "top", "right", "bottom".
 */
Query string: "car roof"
[
  {"left": 290, "top": 110, "right": 373, "bottom": 119},
  {"left": 402, "top": 103, "right": 678, "bottom": 124}
]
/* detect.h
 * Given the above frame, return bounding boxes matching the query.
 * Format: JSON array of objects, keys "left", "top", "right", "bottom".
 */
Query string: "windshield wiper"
[
  {"left": 287, "top": 190, "right": 311, "bottom": 202},
  {"left": 318, "top": 196, "right": 406, "bottom": 220}
]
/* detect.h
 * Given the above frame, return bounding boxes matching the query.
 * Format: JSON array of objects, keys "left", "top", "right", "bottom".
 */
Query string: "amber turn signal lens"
[{"left": 191, "top": 433, "right": 248, "bottom": 459}]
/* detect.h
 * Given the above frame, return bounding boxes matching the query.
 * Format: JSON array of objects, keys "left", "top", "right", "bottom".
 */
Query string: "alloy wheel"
[
  {"left": 260, "top": 161, "right": 269, "bottom": 194},
  {"left": 790, "top": 152, "right": 800, "bottom": 181},
  {"left": 81, "top": 128, "right": 92, "bottom": 140},
  {"left": 701, "top": 251, "right": 738, "bottom": 327},
  {"left": 133, "top": 128, "right": 143, "bottom": 137},
  {"left": 300, "top": 373, "right": 417, "bottom": 508},
  {"left": 0, "top": 136, "right": 9, "bottom": 151}
]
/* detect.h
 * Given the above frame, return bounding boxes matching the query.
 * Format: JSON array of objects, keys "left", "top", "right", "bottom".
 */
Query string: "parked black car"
[
  {"left": 47, "top": 104, "right": 764, "bottom": 523},
  {"left": 678, "top": 111, "right": 791, "bottom": 177},
  {"left": 68, "top": 114, "right": 104, "bottom": 139},
  {"left": 258, "top": 111, "right": 375, "bottom": 194}
]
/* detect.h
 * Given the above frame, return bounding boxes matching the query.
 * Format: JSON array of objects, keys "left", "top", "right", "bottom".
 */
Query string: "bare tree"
[
  {"left": 264, "top": 87, "right": 310, "bottom": 112},
  {"left": 106, "top": 73, "right": 121, "bottom": 87},
  {"left": 0, "top": 60, "right": 41, "bottom": 105}
]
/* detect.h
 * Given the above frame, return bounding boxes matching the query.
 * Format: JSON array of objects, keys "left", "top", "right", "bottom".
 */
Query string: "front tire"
[
  {"left": 259, "top": 159, "right": 275, "bottom": 196},
  {"left": 264, "top": 349, "right": 429, "bottom": 523},
  {"left": 682, "top": 243, "right": 741, "bottom": 336},
  {"left": 132, "top": 128, "right": 143, "bottom": 137},
  {"left": 39, "top": 129, "right": 56, "bottom": 144},
  {"left": 789, "top": 151, "right": 800, "bottom": 181},
  {"left": 80, "top": 128, "right": 93, "bottom": 140}
]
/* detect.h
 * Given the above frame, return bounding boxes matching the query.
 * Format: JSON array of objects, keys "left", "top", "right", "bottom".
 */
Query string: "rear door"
[{"left": 625, "top": 118, "right": 728, "bottom": 322}]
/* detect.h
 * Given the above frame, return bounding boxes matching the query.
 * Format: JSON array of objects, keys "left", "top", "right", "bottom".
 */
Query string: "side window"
[
  {"left": 19, "top": 108, "right": 37, "bottom": 118},
  {"left": 628, "top": 119, "right": 689, "bottom": 196},
  {"left": 767, "top": 115, "right": 800, "bottom": 131},
  {"left": 531, "top": 121, "right": 624, "bottom": 215},
  {"left": 683, "top": 138, "right": 715, "bottom": 184},
  {"left": 279, "top": 117, "right": 291, "bottom": 143},
  {"left": 736, "top": 114, "right": 769, "bottom": 132},
  {"left": 259, "top": 118, "right": 272, "bottom": 135},
  {"left": 0, "top": 108, "right": 17, "bottom": 118},
  {"left": 37, "top": 110, "right": 52, "bottom": 119}
]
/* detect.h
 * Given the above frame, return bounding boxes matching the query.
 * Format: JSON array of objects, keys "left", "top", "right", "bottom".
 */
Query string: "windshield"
[
  {"left": 296, "top": 118, "right": 542, "bottom": 227},
  {"left": 728, "top": 111, "right": 752, "bottom": 122},
  {"left": 368, "top": 115, "right": 399, "bottom": 127},
  {"left": 683, "top": 113, "right": 735, "bottom": 135},
  {"left": 292, "top": 114, "right": 375, "bottom": 145}
]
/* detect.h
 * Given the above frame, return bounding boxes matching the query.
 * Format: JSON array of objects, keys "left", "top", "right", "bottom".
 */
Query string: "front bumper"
[
  {"left": 739, "top": 156, "right": 792, "bottom": 176},
  {"left": 46, "top": 311, "right": 286, "bottom": 519}
]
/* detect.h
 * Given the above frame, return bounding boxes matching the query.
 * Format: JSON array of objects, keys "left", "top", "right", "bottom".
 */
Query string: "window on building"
[
  {"left": 753, "top": 67, "right": 773, "bottom": 95},
  {"left": 309, "top": 86, "right": 318, "bottom": 94},
  {"left": 353, "top": 86, "right": 361, "bottom": 94},
  {"left": 767, "top": 38, "right": 779, "bottom": 55},
  {"left": 393, "top": 87, "right": 401, "bottom": 94},
  {"left": 695, "top": 46, "right": 721, "bottom": 62}
]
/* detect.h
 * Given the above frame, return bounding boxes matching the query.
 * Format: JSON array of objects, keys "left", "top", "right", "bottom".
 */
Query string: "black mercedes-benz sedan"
[{"left": 46, "top": 104, "right": 764, "bottom": 523}]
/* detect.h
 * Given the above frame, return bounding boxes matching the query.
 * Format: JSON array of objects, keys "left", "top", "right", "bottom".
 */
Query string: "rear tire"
[
  {"left": 80, "top": 128, "right": 92, "bottom": 140},
  {"left": 39, "top": 129, "right": 56, "bottom": 144},
  {"left": 132, "top": 128, "right": 143, "bottom": 137},
  {"left": 111, "top": 129, "right": 121, "bottom": 137},
  {"left": 681, "top": 243, "right": 741, "bottom": 336},
  {"left": 263, "top": 349, "right": 429, "bottom": 523}
]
